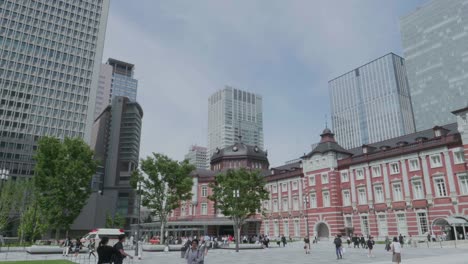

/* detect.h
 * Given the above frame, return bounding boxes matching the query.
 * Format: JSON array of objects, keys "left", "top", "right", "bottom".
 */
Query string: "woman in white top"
[
  {"left": 391, "top": 236, "right": 402, "bottom": 264},
  {"left": 185, "top": 239, "right": 205, "bottom": 264}
]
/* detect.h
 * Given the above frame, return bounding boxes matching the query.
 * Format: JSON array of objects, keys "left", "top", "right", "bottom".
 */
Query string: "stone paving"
[{"left": 1, "top": 241, "right": 468, "bottom": 264}]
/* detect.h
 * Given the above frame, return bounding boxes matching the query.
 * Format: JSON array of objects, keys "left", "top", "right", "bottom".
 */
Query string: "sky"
[{"left": 102, "top": 0, "right": 428, "bottom": 167}]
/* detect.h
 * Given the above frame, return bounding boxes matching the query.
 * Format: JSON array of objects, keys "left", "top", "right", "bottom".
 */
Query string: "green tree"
[
  {"left": 209, "top": 168, "right": 269, "bottom": 252},
  {"left": 18, "top": 200, "right": 48, "bottom": 243},
  {"left": 131, "top": 153, "right": 194, "bottom": 244},
  {"left": 0, "top": 180, "right": 32, "bottom": 235},
  {"left": 105, "top": 211, "right": 126, "bottom": 228},
  {"left": 34, "top": 137, "right": 97, "bottom": 239}
]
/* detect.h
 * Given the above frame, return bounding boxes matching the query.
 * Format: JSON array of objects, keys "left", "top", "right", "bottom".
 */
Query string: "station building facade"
[{"left": 165, "top": 108, "right": 468, "bottom": 240}]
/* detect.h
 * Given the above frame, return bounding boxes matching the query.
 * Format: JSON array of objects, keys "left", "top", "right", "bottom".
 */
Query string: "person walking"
[
  {"left": 391, "top": 237, "right": 402, "bottom": 264},
  {"left": 398, "top": 234, "right": 404, "bottom": 248},
  {"left": 73, "top": 237, "right": 82, "bottom": 257},
  {"left": 113, "top": 234, "right": 133, "bottom": 264},
  {"left": 88, "top": 238, "right": 96, "bottom": 259},
  {"left": 367, "top": 236, "right": 374, "bottom": 258},
  {"left": 346, "top": 236, "right": 351, "bottom": 248},
  {"left": 97, "top": 237, "right": 118, "bottom": 264},
  {"left": 385, "top": 236, "right": 391, "bottom": 252},
  {"left": 281, "top": 235, "right": 287, "bottom": 247},
  {"left": 360, "top": 235, "right": 366, "bottom": 249},
  {"left": 303, "top": 236, "right": 310, "bottom": 254},
  {"left": 62, "top": 237, "right": 72, "bottom": 256},
  {"left": 353, "top": 235, "right": 360, "bottom": 248},
  {"left": 185, "top": 239, "right": 205, "bottom": 264},
  {"left": 333, "top": 234, "right": 343, "bottom": 260}
]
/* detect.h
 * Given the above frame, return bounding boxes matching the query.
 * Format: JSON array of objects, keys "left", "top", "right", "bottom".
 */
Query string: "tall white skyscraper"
[
  {"left": 329, "top": 53, "right": 416, "bottom": 149},
  {"left": 207, "top": 86, "right": 264, "bottom": 158},
  {"left": 400, "top": 0, "right": 468, "bottom": 131},
  {"left": 184, "top": 145, "right": 209, "bottom": 170},
  {"left": 94, "top": 58, "right": 138, "bottom": 119},
  {"left": 0, "top": 0, "right": 110, "bottom": 178}
]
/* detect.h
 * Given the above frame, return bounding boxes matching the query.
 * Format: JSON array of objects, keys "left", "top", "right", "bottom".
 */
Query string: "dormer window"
[
  {"left": 363, "top": 147, "right": 368, "bottom": 154},
  {"left": 397, "top": 141, "right": 408, "bottom": 147},
  {"left": 380, "top": 145, "right": 390, "bottom": 151},
  {"left": 435, "top": 129, "right": 441, "bottom": 137},
  {"left": 415, "top": 137, "right": 427, "bottom": 143}
]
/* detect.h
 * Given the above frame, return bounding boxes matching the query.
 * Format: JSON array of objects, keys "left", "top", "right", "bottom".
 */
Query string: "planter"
[{"left": 26, "top": 246, "right": 88, "bottom": 254}]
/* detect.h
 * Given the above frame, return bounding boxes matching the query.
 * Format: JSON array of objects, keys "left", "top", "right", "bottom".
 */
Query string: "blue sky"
[{"left": 102, "top": 0, "right": 428, "bottom": 167}]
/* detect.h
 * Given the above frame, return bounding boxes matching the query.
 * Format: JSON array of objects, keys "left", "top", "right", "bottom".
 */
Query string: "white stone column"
[
  {"left": 278, "top": 182, "right": 283, "bottom": 211},
  {"left": 288, "top": 181, "right": 292, "bottom": 211},
  {"left": 443, "top": 151, "right": 457, "bottom": 199},
  {"left": 365, "top": 166, "right": 374, "bottom": 207},
  {"left": 382, "top": 163, "right": 391, "bottom": 206},
  {"left": 298, "top": 178, "right": 303, "bottom": 210},
  {"left": 350, "top": 169, "right": 357, "bottom": 208},
  {"left": 420, "top": 155, "right": 433, "bottom": 202},
  {"left": 400, "top": 159, "right": 411, "bottom": 206}
]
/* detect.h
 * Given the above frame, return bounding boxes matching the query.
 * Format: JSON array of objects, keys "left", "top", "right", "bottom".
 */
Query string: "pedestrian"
[
  {"left": 353, "top": 234, "right": 359, "bottom": 248},
  {"left": 97, "top": 237, "right": 118, "bottom": 264},
  {"left": 398, "top": 234, "right": 404, "bottom": 248},
  {"left": 346, "top": 236, "right": 351, "bottom": 248},
  {"left": 333, "top": 234, "right": 343, "bottom": 260},
  {"left": 385, "top": 236, "right": 391, "bottom": 251},
  {"left": 113, "top": 234, "right": 133, "bottom": 264},
  {"left": 62, "top": 237, "right": 71, "bottom": 256},
  {"left": 360, "top": 235, "right": 366, "bottom": 249},
  {"left": 367, "top": 236, "right": 374, "bottom": 258},
  {"left": 427, "top": 233, "right": 431, "bottom": 242},
  {"left": 303, "top": 236, "right": 310, "bottom": 254},
  {"left": 73, "top": 237, "right": 82, "bottom": 257},
  {"left": 391, "top": 237, "right": 402, "bottom": 264},
  {"left": 281, "top": 235, "right": 287, "bottom": 247},
  {"left": 185, "top": 239, "right": 205, "bottom": 264},
  {"left": 137, "top": 239, "right": 143, "bottom": 260},
  {"left": 88, "top": 238, "right": 96, "bottom": 259}
]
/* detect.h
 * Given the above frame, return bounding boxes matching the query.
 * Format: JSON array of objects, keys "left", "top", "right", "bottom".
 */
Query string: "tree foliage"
[
  {"left": 18, "top": 200, "right": 48, "bottom": 243},
  {"left": 131, "top": 153, "right": 195, "bottom": 244},
  {"left": 209, "top": 168, "right": 269, "bottom": 252},
  {"left": 105, "top": 211, "right": 126, "bottom": 228},
  {"left": 0, "top": 180, "right": 33, "bottom": 235},
  {"left": 34, "top": 137, "right": 97, "bottom": 238}
]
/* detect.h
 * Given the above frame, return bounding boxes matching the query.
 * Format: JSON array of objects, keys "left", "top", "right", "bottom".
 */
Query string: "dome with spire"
[{"left": 210, "top": 142, "right": 269, "bottom": 171}]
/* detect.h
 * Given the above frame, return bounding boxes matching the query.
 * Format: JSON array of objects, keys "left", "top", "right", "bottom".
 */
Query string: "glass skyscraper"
[
  {"left": 329, "top": 53, "right": 416, "bottom": 149},
  {"left": 400, "top": 0, "right": 468, "bottom": 131},
  {"left": 0, "top": 0, "right": 109, "bottom": 178},
  {"left": 207, "top": 86, "right": 264, "bottom": 159}
]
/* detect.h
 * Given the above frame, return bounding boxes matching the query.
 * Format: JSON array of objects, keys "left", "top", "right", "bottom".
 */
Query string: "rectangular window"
[
  {"left": 372, "top": 166, "right": 381, "bottom": 177},
  {"left": 360, "top": 216, "right": 369, "bottom": 236},
  {"left": 264, "top": 220, "right": 269, "bottom": 236},
  {"left": 356, "top": 169, "right": 364, "bottom": 180},
  {"left": 377, "top": 215, "right": 388, "bottom": 236},
  {"left": 283, "top": 221, "right": 289, "bottom": 237},
  {"left": 417, "top": 212, "right": 429, "bottom": 235},
  {"left": 263, "top": 201, "right": 269, "bottom": 211},
  {"left": 343, "top": 190, "right": 351, "bottom": 206},
  {"left": 430, "top": 155, "right": 442, "bottom": 168},
  {"left": 374, "top": 185, "right": 384, "bottom": 203},
  {"left": 409, "top": 159, "right": 420, "bottom": 171},
  {"left": 272, "top": 185, "right": 278, "bottom": 193},
  {"left": 393, "top": 183, "right": 403, "bottom": 201},
  {"left": 282, "top": 198, "right": 289, "bottom": 211},
  {"left": 201, "top": 203, "right": 208, "bottom": 215},
  {"left": 201, "top": 186, "right": 208, "bottom": 197},
  {"left": 396, "top": 213, "right": 408, "bottom": 235},
  {"left": 390, "top": 163, "right": 400, "bottom": 174},
  {"left": 358, "top": 188, "right": 367, "bottom": 205},
  {"left": 273, "top": 199, "right": 278, "bottom": 212},
  {"left": 412, "top": 181, "right": 424, "bottom": 199},
  {"left": 310, "top": 193, "right": 317, "bottom": 208},
  {"left": 341, "top": 171, "right": 349, "bottom": 182},
  {"left": 434, "top": 178, "right": 447, "bottom": 197},
  {"left": 454, "top": 151, "right": 465, "bottom": 164},
  {"left": 309, "top": 175, "right": 316, "bottom": 186},
  {"left": 458, "top": 174, "right": 468, "bottom": 195},
  {"left": 282, "top": 183, "right": 288, "bottom": 192},
  {"left": 321, "top": 174, "right": 329, "bottom": 184},
  {"left": 345, "top": 216, "right": 353, "bottom": 227},
  {"left": 293, "top": 197, "right": 299, "bottom": 211},
  {"left": 294, "top": 219, "right": 300, "bottom": 237},
  {"left": 181, "top": 204, "right": 186, "bottom": 216},
  {"left": 323, "top": 191, "right": 330, "bottom": 207},
  {"left": 292, "top": 181, "right": 298, "bottom": 190},
  {"left": 274, "top": 221, "right": 279, "bottom": 237}
]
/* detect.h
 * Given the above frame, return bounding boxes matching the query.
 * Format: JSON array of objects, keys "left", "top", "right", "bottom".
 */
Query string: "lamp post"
[
  {"left": 0, "top": 168, "right": 9, "bottom": 188},
  {"left": 303, "top": 196, "right": 310, "bottom": 238},
  {"left": 135, "top": 180, "right": 142, "bottom": 257}
]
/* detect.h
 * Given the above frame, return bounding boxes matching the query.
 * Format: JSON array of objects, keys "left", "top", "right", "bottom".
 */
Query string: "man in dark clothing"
[
  {"left": 360, "top": 235, "right": 366, "bottom": 249},
  {"left": 399, "top": 234, "right": 404, "bottom": 248},
  {"left": 281, "top": 235, "right": 287, "bottom": 247},
  {"left": 333, "top": 235, "right": 343, "bottom": 260},
  {"left": 353, "top": 235, "right": 360, "bottom": 248},
  {"left": 113, "top": 234, "right": 133, "bottom": 264}
]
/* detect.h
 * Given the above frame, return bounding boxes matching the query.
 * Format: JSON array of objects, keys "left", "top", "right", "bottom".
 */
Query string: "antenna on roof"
[{"left": 325, "top": 114, "right": 328, "bottom": 128}]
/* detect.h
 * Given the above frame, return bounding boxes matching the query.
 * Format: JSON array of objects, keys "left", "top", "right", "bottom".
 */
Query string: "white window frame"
[
  {"left": 283, "top": 220, "right": 289, "bottom": 237},
  {"left": 360, "top": 215, "right": 369, "bottom": 236},
  {"left": 412, "top": 180, "right": 424, "bottom": 199},
  {"left": 392, "top": 183, "right": 403, "bottom": 201},
  {"left": 201, "top": 185, "right": 208, "bottom": 197},
  {"left": 292, "top": 196, "right": 299, "bottom": 211},
  {"left": 309, "top": 175, "right": 316, "bottom": 186},
  {"left": 282, "top": 183, "right": 288, "bottom": 192},
  {"left": 409, "top": 159, "right": 420, "bottom": 171},
  {"left": 272, "top": 185, "right": 278, "bottom": 193},
  {"left": 358, "top": 188, "right": 367, "bottom": 205},
  {"left": 343, "top": 190, "right": 351, "bottom": 206},
  {"left": 374, "top": 185, "right": 384, "bottom": 203},
  {"left": 264, "top": 220, "right": 270, "bottom": 236},
  {"left": 356, "top": 169, "right": 364, "bottom": 180},
  {"left": 292, "top": 181, "right": 298, "bottom": 190},
  {"left": 282, "top": 198, "right": 289, "bottom": 211},
  {"left": 396, "top": 213, "right": 408, "bottom": 235},
  {"left": 310, "top": 193, "right": 317, "bottom": 208},
  {"left": 321, "top": 173, "right": 329, "bottom": 184},
  {"left": 390, "top": 163, "right": 400, "bottom": 174},
  {"left": 454, "top": 151, "right": 465, "bottom": 164},
  {"left": 273, "top": 199, "right": 278, "bottom": 212},
  {"left": 377, "top": 214, "right": 388, "bottom": 237},
  {"left": 458, "top": 173, "right": 468, "bottom": 195},
  {"left": 416, "top": 211, "right": 429, "bottom": 235},
  {"left": 341, "top": 171, "right": 349, "bottom": 182},
  {"left": 181, "top": 203, "right": 186, "bottom": 216},
  {"left": 434, "top": 177, "right": 447, "bottom": 197},
  {"left": 201, "top": 203, "right": 208, "bottom": 215},
  {"left": 344, "top": 216, "right": 353, "bottom": 227},
  {"left": 294, "top": 219, "right": 300, "bottom": 237},
  {"left": 263, "top": 201, "right": 269, "bottom": 211},
  {"left": 323, "top": 191, "right": 330, "bottom": 207},
  {"left": 273, "top": 220, "right": 279, "bottom": 237},
  {"left": 430, "top": 154, "right": 442, "bottom": 168},
  {"left": 372, "top": 166, "right": 381, "bottom": 177}
]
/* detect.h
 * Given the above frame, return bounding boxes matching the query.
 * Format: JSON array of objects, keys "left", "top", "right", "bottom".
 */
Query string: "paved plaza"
[{"left": 1, "top": 242, "right": 468, "bottom": 264}]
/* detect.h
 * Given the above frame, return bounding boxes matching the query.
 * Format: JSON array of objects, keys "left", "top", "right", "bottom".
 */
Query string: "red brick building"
[{"left": 164, "top": 107, "right": 468, "bottom": 241}]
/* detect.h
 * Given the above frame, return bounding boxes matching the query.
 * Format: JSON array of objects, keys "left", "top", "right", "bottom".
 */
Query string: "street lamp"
[
  {"left": 302, "top": 196, "right": 310, "bottom": 238},
  {"left": 135, "top": 180, "right": 142, "bottom": 258},
  {"left": 0, "top": 168, "right": 9, "bottom": 188}
]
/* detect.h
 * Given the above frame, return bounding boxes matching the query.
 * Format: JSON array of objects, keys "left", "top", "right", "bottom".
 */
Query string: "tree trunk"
[
  {"left": 235, "top": 225, "right": 241, "bottom": 252},
  {"left": 55, "top": 228, "right": 60, "bottom": 241},
  {"left": 160, "top": 221, "right": 165, "bottom": 244}
]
